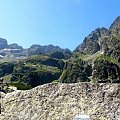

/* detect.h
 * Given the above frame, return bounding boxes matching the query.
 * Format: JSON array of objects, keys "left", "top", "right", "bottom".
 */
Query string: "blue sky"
[{"left": 0, "top": 0, "right": 120, "bottom": 50}]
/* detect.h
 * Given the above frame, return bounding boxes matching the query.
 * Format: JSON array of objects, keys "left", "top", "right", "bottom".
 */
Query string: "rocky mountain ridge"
[
  {"left": 74, "top": 16, "right": 120, "bottom": 55},
  {"left": 0, "top": 38, "right": 71, "bottom": 58},
  {"left": 74, "top": 27, "right": 110, "bottom": 54},
  {"left": 110, "top": 16, "right": 120, "bottom": 34},
  {"left": 72, "top": 16, "right": 120, "bottom": 83}
]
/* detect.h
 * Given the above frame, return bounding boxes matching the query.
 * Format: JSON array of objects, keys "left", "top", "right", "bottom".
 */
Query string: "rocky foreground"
[{"left": 0, "top": 83, "right": 120, "bottom": 120}]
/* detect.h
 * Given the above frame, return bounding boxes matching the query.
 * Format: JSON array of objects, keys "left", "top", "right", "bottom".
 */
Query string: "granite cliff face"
[{"left": 0, "top": 83, "right": 120, "bottom": 120}]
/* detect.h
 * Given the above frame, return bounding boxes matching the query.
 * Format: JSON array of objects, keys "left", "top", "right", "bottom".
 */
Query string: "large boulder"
[{"left": 0, "top": 83, "right": 120, "bottom": 120}]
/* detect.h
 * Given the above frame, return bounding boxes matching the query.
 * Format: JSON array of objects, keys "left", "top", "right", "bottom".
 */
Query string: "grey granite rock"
[{"left": 0, "top": 83, "right": 120, "bottom": 120}]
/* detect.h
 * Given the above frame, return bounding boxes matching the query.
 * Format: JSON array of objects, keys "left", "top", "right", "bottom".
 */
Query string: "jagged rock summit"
[
  {"left": 74, "top": 16, "right": 120, "bottom": 54},
  {"left": 0, "top": 83, "right": 120, "bottom": 120},
  {"left": 110, "top": 16, "right": 120, "bottom": 34},
  {"left": 0, "top": 38, "right": 71, "bottom": 58},
  {"left": 74, "top": 28, "right": 109, "bottom": 54}
]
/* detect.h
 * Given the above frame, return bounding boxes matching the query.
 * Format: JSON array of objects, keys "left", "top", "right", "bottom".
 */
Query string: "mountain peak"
[
  {"left": 113, "top": 16, "right": 120, "bottom": 22},
  {"left": 109, "top": 16, "right": 120, "bottom": 33},
  {"left": 74, "top": 27, "right": 109, "bottom": 54},
  {"left": 74, "top": 16, "right": 120, "bottom": 54}
]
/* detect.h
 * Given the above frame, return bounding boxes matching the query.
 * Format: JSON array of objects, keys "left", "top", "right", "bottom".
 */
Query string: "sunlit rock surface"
[{"left": 0, "top": 83, "right": 120, "bottom": 120}]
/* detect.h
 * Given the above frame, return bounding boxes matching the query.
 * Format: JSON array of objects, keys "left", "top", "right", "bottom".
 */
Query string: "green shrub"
[{"left": 9, "top": 82, "right": 32, "bottom": 90}]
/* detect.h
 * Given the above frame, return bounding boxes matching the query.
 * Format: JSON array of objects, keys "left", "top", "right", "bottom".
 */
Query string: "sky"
[{"left": 0, "top": 0, "right": 120, "bottom": 50}]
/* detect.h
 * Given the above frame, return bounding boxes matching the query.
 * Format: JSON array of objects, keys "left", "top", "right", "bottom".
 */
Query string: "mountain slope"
[{"left": 72, "top": 16, "right": 120, "bottom": 83}]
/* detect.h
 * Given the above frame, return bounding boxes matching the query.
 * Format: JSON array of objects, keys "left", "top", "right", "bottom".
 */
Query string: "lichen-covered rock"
[{"left": 0, "top": 83, "right": 120, "bottom": 120}]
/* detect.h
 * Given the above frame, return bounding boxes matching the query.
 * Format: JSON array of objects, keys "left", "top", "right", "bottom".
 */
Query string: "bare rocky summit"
[
  {"left": 74, "top": 16, "right": 120, "bottom": 55},
  {"left": 110, "top": 16, "right": 120, "bottom": 34},
  {"left": 0, "top": 83, "right": 120, "bottom": 120},
  {"left": 74, "top": 28, "right": 110, "bottom": 54}
]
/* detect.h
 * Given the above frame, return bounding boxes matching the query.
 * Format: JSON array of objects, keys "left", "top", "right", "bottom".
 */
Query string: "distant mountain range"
[{"left": 0, "top": 38, "right": 71, "bottom": 58}]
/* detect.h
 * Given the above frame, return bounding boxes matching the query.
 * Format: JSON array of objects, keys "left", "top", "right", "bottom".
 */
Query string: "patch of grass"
[
  {"left": 52, "top": 79, "right": 60, "bottom": 83},
  {"left": 112, "top": 34, "right": 120, "bottom": 40},
  {"left": 9, "top": 82, "right": 32, "bottom": 90},
  {"left": 3, "top": 74, "right": 12, "bottom": 82},
  {"left": 96, "top": 54, "right": 120, "bottom": 67}
]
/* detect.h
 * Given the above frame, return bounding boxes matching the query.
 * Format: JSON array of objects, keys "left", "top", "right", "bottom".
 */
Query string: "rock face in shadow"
[{"left": 0, "top": 83, "right": 120, "bottom": 120}]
